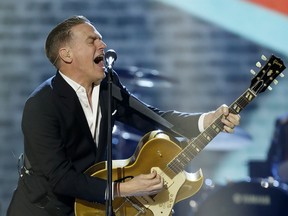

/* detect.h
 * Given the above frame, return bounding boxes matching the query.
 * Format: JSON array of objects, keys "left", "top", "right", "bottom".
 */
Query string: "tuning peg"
[
  {"left": 273, "top": 79, "right": 278, "bottom": 85},
  {"left": 280, "top": 73, "right": 285, "bottom": 78},
  {"left": 268, "top": 86, "right": 273, "bottom": 91},
  {"left": 256, "top": 62, "right": 262, "bottom": 68},
  {"left": 261, "top": 55, "right": 267, "bottom": 61},
  {"left": 250, "top": 69, "right": 256, "bottom": 75}
]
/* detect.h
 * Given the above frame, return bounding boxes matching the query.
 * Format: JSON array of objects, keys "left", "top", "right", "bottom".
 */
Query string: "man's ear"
[{"left": 59, "top": 48, "right": 72, "bottom": 63}]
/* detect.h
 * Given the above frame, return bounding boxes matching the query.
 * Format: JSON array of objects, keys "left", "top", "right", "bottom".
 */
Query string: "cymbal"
[
  {"left": 115, "top": 66, "right": 176, "bottom": 88},
  {"left": 112, "top": 122, "right": 141, "bottom": 142}
]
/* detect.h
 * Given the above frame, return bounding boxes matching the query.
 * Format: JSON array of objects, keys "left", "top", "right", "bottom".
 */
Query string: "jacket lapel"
[{"left": 53, "top": 72, "right": 97, "bottom": 151}]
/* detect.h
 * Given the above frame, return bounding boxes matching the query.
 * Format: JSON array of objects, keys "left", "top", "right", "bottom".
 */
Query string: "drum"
[{"left": 194, "top": 179, "right": 288, "bottom": 216}]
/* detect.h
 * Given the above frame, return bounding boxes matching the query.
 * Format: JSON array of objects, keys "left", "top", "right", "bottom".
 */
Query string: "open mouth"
[{"left": 94, "top": 54, "right": 104, "bottom": 64}]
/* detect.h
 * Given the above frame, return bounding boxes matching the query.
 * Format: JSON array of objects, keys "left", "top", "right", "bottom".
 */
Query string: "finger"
[
  {"left": 230, "top": 114, "right": 240, "bottom": 126},
  {"left": 223, "top": 125, "right": 234, "bottom": 133},
  {"left": 148, "top": 173, "right": 161, "bottom": 184},
  {"left": 150, "top": 170, "right": 158, "bottom": 178},
  {"left": 214, "top": 105, "right": 228, "bottom": 120},
  {"left": 142, "top": 170, "right": 158, "bottom": 181},
  {"left": 226, "top": 114, "right": 240, "bottom": 126},
  {"left": 151, "top": 173, "right": 163, "bottom": 186},
  {"left": 150, "top": 176, "right": 164, "bottom": 191},
  {"left": 219, "top": 104, "right": 229, "bottom": 116},
  {"left": 223, "top": 116, "right": 235, "bottom": 127}
]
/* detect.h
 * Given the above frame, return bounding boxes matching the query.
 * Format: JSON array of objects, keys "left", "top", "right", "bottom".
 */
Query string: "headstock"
[{"left": 250, "top": 54, "right": 286, "bottom": 94}]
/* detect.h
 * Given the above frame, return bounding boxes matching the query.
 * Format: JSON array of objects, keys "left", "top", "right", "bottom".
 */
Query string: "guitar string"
[
  {"left": 166, "top": 89, "right": 255, "bottom": 174},
  {"left": 129, "top": 58, "right": 285, "bottom": 210},
  {"left": 125, "top": 89, "right": 256, "bottom": 196},
  {"left": 125, "top": 87, "right": 260, "bottom": 212}
]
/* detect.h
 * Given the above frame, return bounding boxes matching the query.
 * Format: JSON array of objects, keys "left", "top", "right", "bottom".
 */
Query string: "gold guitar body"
[{"left": 75, "top": 131, "right": 203, "bottom": 216}]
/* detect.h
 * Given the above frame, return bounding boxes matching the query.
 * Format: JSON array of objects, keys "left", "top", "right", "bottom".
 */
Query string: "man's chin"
[
  {"left": 102, "top": 71, "right": 106, "bottom": 79},
  {"left": 96, "top": 67, "right": 106, "bottom": 76},
  {"left": 94, "top": 71, "right": 106, "bottom": 85}
]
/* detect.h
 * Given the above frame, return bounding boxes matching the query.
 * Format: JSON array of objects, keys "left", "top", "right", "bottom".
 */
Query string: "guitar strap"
[{"left": 111, "top": 83, "right": 188, "bottom": 139}]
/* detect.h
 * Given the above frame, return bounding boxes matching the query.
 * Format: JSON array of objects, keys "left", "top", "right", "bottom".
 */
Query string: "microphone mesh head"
[{"left": 105, "top": 49, "right": 117, "bottom": 62}]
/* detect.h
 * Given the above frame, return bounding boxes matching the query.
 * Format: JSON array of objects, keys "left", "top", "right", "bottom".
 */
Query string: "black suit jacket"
[{"left": 21, "top": 71, "right": 201, "bottom": 213}]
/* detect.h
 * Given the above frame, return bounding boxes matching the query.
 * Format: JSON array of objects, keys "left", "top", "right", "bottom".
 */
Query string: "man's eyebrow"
[{"left": 87, "top": 34, "right": 102, "bottom": 40}]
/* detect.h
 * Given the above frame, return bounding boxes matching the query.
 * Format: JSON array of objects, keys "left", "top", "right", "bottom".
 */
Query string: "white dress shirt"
[{"left": 59, "top": 72, "right": 101, "bottom": 144}]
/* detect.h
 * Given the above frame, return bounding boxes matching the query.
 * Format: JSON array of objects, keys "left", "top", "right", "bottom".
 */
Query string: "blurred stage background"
[{"left": 0, "top": 0, "right": 288, "bottom": 215}]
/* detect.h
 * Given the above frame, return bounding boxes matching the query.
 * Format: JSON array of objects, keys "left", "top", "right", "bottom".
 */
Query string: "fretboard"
[{"left": 167, "top": 88, "right": 257, "bottom": 174}]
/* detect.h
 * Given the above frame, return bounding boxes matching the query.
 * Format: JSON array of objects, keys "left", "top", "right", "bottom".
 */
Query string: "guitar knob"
[
  {"left": 261, "top": 55, "right": 267, "bottom": 61},
  {"left": 250, "top": 69, "right": 256, "bottom": 75},
  {"left": 256, "top": 62, "right": 262, "bottom": 68}
]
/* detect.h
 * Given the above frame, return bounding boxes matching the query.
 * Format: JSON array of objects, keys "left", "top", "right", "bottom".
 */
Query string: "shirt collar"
[{"left": 59, "top": 71, "right": 83, "bottom": 92}]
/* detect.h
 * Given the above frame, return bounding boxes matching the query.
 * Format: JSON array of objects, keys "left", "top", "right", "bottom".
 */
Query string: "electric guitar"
[{"left": 75, "top": 54, "right": 286, "bottom": 216}]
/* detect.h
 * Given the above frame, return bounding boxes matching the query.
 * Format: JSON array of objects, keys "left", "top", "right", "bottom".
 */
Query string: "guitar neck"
[
  {"left": 167, "top": 54, "right": 286, "bottom": 175},
  {"left": 167, "top": 88, "right": 257, "bottom": 174}
]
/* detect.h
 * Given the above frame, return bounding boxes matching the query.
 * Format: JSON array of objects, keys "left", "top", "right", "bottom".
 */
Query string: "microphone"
[{"left": 105, "top": 49, "right": 117, "bottom": 69}]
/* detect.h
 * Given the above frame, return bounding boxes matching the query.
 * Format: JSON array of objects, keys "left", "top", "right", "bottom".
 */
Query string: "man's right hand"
[{"left": 116, "top": 170, "right": 164, "bottom": 197}]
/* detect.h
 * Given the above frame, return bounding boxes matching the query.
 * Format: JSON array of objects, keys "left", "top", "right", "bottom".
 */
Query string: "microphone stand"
[{"left": 105, "top": 50, "right": 117, "bottom": 216}]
